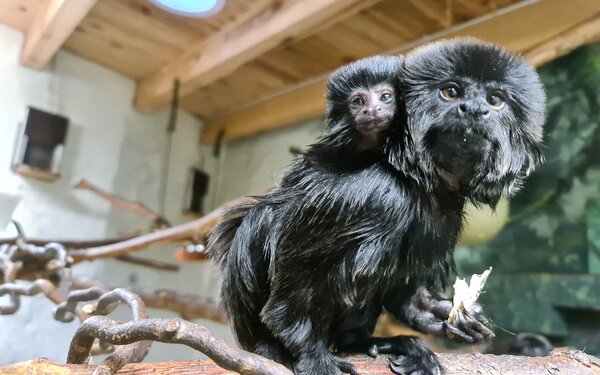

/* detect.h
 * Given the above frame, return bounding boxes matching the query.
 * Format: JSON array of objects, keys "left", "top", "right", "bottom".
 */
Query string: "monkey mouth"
[
  {"left": 426, "top": 125, "right": 493, "bottom": 188},
  {"left": 356, "top": 118, "right": 390, "bottom": 131}
]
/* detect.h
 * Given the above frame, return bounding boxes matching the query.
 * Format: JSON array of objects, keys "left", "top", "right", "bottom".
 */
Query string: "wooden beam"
[
  {"left": 3, "top": 351, "right": 600, "bottom": 375},
  {"left": 21, "top": 0, "right": 97, "bottom": 69},
  {"left": 133, "top": 0, "right": 383, "bottom": 111},
  {"left": 524, "top": 16, "right": 600, "bottom": 67},
  {"left": 201, "top": 79, "right": 326, "bottom": 145},
  {"left": 200, "top": 0, "right": 600, "bottom": 144}
]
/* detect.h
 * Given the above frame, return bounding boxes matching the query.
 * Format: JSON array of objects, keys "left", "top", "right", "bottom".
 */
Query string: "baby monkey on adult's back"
[
  {"left": 208, "top": 38, "right": 545, "bottom": 375},
  {"left": 209, "top": 55, "right": 413, "bottom": 373}
]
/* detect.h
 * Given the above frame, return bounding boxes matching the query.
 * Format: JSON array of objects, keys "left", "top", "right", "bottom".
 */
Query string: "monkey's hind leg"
[
  {"left": 262, "top": 294, "right": 357, "bottom": 375},
  {"left": 293, "top": 342, "right": 358, "bottom": 375},
  {"left": 253, "top": 336, "right": 293, "bottom": 367}
]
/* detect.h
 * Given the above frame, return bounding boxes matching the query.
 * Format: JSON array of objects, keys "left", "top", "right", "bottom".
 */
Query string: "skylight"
[{"left": 152, "top": 0, "right": 225, "bottom": 17}]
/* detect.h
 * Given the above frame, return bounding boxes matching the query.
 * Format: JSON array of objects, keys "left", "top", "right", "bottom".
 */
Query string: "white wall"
[
  {"left": 0, "top": 25, "right": 231, "bottom": 364},
  {"left": 0, "top": 23, "right": 329, "bottom": 366}
]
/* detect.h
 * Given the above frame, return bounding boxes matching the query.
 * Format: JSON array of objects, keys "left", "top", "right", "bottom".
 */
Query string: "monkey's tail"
[
  {"left": 208, "top": 202, "right": 277, "bottom": 351},
  {"left": 206, "top": 203, "right": 254, "bottom": 266}
]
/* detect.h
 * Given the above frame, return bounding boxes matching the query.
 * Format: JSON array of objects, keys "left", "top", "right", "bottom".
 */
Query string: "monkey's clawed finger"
[
  {"left": 336, "top": 358, "right": 358, "bottom": 375},
  {"left": 431, "top": 300, "right": 453, "bottom": 319},
  {"left": 444, "top": 307, "right": 495, "bottom": 344},
  {"left": 390, "top": 354, "right": 443, "bottom": 375}
]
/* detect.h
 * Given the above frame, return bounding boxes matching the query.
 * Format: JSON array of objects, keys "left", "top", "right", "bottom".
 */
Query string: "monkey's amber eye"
[
  {"left": 487, "top": 91, "right": 506, "bottom": 109},
  {"left": 380, "top": 93, "right": 393, "bottom": 103},
  {"left": 439, "top": 83, "right": 461, "bottom": 101},
  {"left": 350, "top": 96, "right": 364, "bottom": 106}
]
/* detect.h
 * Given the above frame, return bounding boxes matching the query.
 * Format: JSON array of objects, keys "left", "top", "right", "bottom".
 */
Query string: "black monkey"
[
  {"left": 209, "top": 39, "right": 544, "bottom": 375},
  {"left": 208, "top": 55, "right": 405, "bottom": 369}
]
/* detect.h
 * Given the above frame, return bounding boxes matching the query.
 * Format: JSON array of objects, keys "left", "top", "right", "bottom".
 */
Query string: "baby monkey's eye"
[
  {"left": 439, "top": 82, "right": 461, "bottom": 101},
  {"left": 351, "top": 96, "right": 364, "bottom": 106},
  {"left": 487, "top": 91, "right": 506, "bottom": 109},
  {"left": 380, "top": 93, "right": 393, "bottom": 102}
]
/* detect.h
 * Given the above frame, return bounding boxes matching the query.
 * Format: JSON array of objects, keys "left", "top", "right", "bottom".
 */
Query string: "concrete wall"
[
  {"left": 0, "top": 23, "right": 328, "bottom": 365},
  {"left": 0, "top": 25, "right": 227, "bottom": 364},
  {"left": 201, "top": 118, "right": 325, "bottom": 210}
]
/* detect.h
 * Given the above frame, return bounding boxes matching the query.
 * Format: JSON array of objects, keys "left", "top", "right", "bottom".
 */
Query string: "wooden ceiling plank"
[
  {"left": 201, "top": 79, "right": 326, "bottom": 144},
  {"left": 406, "top": 0, "right": 453, "bottom": 28},
  {"left": 199, "top": 0, "right": 600, "bottom": 144},
  {"left": 524, "top": 16, "right": 600, "bottom": 67},
  {"left": 0, "top": 0, "right": 41, "bottom": 31},
  {"left": 133, "top": 0, "right": 384, "bottom": 111},
  {"left": 21, "top": 0, "right": 97, "bottom": 69}
]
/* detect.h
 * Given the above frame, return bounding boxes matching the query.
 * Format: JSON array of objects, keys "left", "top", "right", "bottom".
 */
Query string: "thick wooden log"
[{"left": 2, "top": 351, "right": 600, "bottom": 375}]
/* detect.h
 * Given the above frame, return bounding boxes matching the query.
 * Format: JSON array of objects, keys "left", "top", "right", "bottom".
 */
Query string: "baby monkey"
[
  {"left": 309, "top": 55, "right": 402, "bottom": 166},
  {"left": 208, "top": 55, "right": 404, "bottom": 370}
]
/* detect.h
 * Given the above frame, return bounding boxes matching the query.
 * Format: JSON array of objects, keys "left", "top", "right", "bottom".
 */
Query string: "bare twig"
[
  {"left": 0, "top": 240, "right": 179, "bottom": 271},
  {"left": 69, "top": 195, "right": 254, "bottom": 262},
  {"left": 72, "top": 277, "right": 227, "bottom": 323},
  {"left": 0, "top": 279, "right": 63, "bottom": 314},
  {"left": 0, "top": 232, "right": 73, "bottom": 309},
  {"left": 63, "top": 288, "right": 285, "bottom": 375},
  {"left": 54, "top": 287, "right": 105, "bottom": 323},
  {"left": 0, "top": 236, "right": 134, "bottom": 249},
  {"left": 68, "top": 316, "right": 291, "bottom": 375},
  {"left": 115, "top": 255, "right": 180, "bottom": 271},
  {"left": 74, "top": 179, "right": 171, "bottom": 228},
  {"left": 85, "top": 289, "right": 153, "bottom": 375}
]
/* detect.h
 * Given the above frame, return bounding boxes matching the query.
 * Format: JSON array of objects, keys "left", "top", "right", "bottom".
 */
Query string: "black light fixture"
[{"left": 151, "top": 0, "right": 225, "bottom": 17}]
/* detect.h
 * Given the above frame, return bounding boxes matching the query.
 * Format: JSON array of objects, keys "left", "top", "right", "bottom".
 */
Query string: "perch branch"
[
  {"left": 0, "top": 279, "right": 65, "bottom": 314},
  {"left": 74, "top": 179, "right": 171, "bottom": 228},
  {"left": 63, "top": 287, "right": 283, "bottom": 375},
  {"left": 69, "top": 195, "right": 254, "bottom": 262},
  {"left": 0, "top": 239, "right": 179, "bottom": 272},
  {"left": 6, "top": 351, "right": 600, "bottom": 375},
  {"left": 72, "top": 277, "right": 227, "bottom": 323},
  {"left": 0, "top": 236, "right": 133, "bottom": 249},
  {"left": 68, "top": 316, "right": 291, "bottom": 375},
  {"left": 114, "top": 255, "right": 180, "bottom": 271},
  {"left": 56, "top": 288, "right": 152, "bottom": 375}
]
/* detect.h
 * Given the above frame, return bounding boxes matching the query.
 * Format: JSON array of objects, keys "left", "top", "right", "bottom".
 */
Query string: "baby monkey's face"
[{"left": 348, "top": 83, "right": 396, "bottom": 135}]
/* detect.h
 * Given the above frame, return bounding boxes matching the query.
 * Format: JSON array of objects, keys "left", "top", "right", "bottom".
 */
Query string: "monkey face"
[
  {"left": 394, "top": 38, "right": 545, "bottom": 205},
  {"left": 348, "top": 83, "right": 396, "bottom": 134},
  {"left": 325, "top": 55, "right": 402, "bottom": 132}
]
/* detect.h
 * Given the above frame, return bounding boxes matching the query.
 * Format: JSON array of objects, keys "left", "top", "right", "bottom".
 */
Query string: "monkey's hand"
[{"left": 401, "top": 287, "right": 494, "bottom": 344}]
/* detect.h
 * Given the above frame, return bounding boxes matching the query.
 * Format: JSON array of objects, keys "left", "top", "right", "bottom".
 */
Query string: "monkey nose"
[{"left": 458, "top": 103, "right": 490, "bottom": 119}]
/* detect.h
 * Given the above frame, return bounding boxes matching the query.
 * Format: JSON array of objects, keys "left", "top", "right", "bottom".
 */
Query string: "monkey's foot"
[
  {"left": 336, "top": 358, "right": 358, "bottom": 375},
  {"left": 390, "top": 354, "right": 444, "bottom": 375},
  {"left": 293, "top": 353, "right": 357, "bottom": 375},
  {"left": 364, "top": 336, "right": 444, "bottom": 375}
]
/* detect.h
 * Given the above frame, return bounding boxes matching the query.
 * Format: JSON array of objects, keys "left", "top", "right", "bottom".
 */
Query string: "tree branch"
[
  {"left": 4, "top": 351, "right": 600, "bottom": 375},
  {"left": 72, "top": 277, "right": 227, "bottom": 323},
  {"left": 74, "top": 179, "right": 171, "bottom": 228},
  {"left": 68, "top": 316, "right": 291, "bottom": 375},
  {"left": 68, "top": 195, "right": 254, "bottom": 262}
]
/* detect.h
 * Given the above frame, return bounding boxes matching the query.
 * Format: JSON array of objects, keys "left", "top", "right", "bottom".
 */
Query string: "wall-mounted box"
[{"left": 12, "top": 107, "right": 69, "bottom": 182}]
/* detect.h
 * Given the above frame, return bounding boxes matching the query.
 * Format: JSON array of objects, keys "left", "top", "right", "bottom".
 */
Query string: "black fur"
[{"left": 208, "top": 38, "right": 545, "bottom": 375}]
